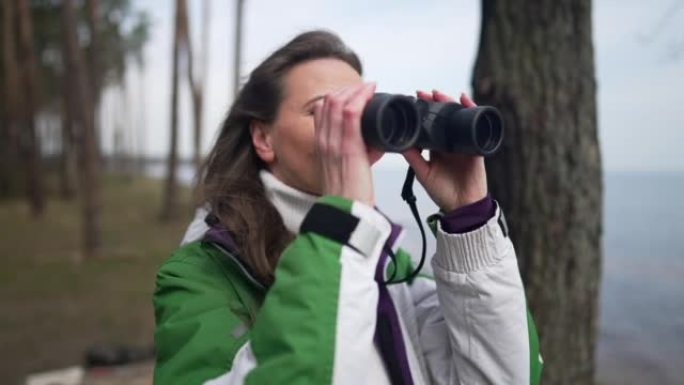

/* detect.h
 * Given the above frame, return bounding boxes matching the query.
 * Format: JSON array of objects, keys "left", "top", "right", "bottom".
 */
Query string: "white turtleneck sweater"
[
  {"left": 258, "top": 170, "right": 319, "bottom": 234},
  {"left": 180, "top": 170, "right": 318, "bottom": 244}
]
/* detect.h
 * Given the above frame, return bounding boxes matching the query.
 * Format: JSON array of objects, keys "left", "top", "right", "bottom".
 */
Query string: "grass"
[{"left": 0, "top": 175, "right": 193, "bottom": 384}]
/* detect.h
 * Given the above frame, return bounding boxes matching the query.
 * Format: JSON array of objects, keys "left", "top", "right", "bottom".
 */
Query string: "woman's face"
[{"left": 251, "top": 58, "right": 384, "bottom": 195}]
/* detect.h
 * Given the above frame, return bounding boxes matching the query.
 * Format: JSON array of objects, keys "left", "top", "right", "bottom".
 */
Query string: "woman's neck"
[{"left": 259, "top": 170, "right": 318, "bottom": 234}]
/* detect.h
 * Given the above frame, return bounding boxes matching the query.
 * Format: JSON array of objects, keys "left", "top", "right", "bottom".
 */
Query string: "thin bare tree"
[
  {"left": 129, "top": 12, "right": 151, "bottom": 175},
  {"left": 136, "top": 59, "right": 147, "bottom": 175},
  {"left": 1, "top": 0, "right": 22, "bottom": 198},
  {"left": 233, "top": 0, "right": 244, "bottom": 97},
  {"left": 17, "top": 0, "right": 45, "bottom": 216},
  {"left": 160, "top": 0, "right": 190, "bottom": 220},
  {"left": 62, "top": 0, "right": 103, "bottom": 258},
  {"left": 85, "top": 0, "right": 103, "bottom": 154},
  {"left": 59, "top": 85, "right": 77, "bottom": 199},
  {"left": 188, "top": 0, "right": 211, "bottom": 174}
]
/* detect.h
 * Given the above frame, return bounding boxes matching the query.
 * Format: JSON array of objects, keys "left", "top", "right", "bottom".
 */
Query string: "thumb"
[{"left": 402, "top": 148, "right": 430, "bottom": 182}]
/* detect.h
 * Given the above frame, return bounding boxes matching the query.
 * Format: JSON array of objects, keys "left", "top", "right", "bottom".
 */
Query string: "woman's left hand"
[{"left": 401, "top": 90, "right": 488, "bottom": 212}]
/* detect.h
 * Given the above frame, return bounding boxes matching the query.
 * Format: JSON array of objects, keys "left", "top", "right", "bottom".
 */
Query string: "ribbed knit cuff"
[
  {"left": 439, "top": 195, "right": 496, "bottom": 234},
  {"left": 432, "top": 203, "right": 510, "bottom": 274}
]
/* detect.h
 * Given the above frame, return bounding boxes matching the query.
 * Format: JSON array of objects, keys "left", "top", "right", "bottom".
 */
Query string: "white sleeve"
[{"left": 413, "top": 204, "right": 539, "bottom": 385}]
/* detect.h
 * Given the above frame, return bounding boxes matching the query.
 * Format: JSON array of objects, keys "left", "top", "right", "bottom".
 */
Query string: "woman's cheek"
[{"left": 295, "top": 131, "right": 321, "bottom": 193}]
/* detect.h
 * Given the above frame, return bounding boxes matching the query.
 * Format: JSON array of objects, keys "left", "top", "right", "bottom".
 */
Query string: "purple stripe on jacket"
[
  {"left": 374, "top": 222, "right": 414, "bottom": 385},
  {"left": 439, "top": 194, "right": 496, "bottom": 234}
]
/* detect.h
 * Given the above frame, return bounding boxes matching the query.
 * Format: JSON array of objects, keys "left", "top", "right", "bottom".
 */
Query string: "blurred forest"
[
  {"left": 1, "top": 0, "right": 605, "bottom": 384},
  {"left": 0, "top": 1, "right": 220, "bottom": 383},
  {"left": 1, "top": 0, "right": 151, "bottom": 257}
]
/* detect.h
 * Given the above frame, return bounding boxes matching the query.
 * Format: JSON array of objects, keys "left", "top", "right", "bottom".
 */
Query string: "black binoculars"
[{"left": 361, "top": 93, "right": 504, "bottom": 156}]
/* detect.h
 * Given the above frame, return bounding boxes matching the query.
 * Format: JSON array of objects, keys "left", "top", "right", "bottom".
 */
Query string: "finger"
[
  {"left": 344, "top": 82, "right": 376, "bottom": 111},
  {"left": 336, "top": 83, "right": 366, "bottom": 103},
  {"left": 432, "top": 89, "right": 455, "bottom": 103},
  {"left": 331, "top": 84, "right": 371, "bottom": 153},
  {"left": 401, "top": 148, "right": 431, "bottom": 183},
  {"left": 313, "top": 100, "right": 325, "bottom": 156},
  {"left": 416, "top": 90, "right": 434, "bottom": 101},
  {"left": 318, "top": 92, "right": 333, "bottom": 156},
  {"left": 459, "top": 92, "right": 477, "bottom": 108},
  {"left": 313, "top": 99, "right": 324, "bottom": 133},
  {"left": 324, "top": 86, "right": 356, "bottom": 156},
  {"left": 322, "top": 87, "right": 352, "bottom": 188},
  {"left": 341, "top": 82, "right": 376, "bottom": 144}
]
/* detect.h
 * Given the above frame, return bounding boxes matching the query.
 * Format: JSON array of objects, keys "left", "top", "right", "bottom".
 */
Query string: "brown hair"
[{"left": 199, "top": 30, "right": 363, "bottom": 286}]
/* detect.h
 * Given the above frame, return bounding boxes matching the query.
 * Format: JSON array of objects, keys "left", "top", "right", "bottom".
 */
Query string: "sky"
[{"left": 107, "top": 0, "right": 684, "bottom": 172}]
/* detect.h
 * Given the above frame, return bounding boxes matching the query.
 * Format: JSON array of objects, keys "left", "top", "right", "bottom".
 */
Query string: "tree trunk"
[
  {"left": 136, "top": 64, "right": 147, "bottom": 175},
  {"left": 233, "top": 0, "right": 244, "bottom": 98},
  {"left": 85, "top": 0, "right": 102, "bottom": 158},
  {"left": 60, "top": 92, "right": 77, "bottom": 199},
  {"left": 160, "top": 0, "right": 188, "bottom": 221},
  {"left": 62, "top": 0, "right": 102, "bottom": 259},
  {"left": 1, "top": 0, "right": 22, "bottom": 198},
  {"left": 472, "top": 1, "right": 602, "bottom": 384},
  {"left": 121, "top": 81, "right": 135, "bottom": 179},
  {"left": 190, "top": 0, "right": 210, "bottom": 175},
  {"left": 17, "top": 0, "right": 45, "bottom": 216}
]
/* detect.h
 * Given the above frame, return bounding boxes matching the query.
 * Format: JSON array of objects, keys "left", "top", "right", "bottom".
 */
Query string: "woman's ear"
[{"left": 250, "top": 120, "right": 275, "bottom": 165}]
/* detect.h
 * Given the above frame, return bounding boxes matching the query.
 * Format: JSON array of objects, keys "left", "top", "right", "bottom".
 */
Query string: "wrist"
[
  {"left": 439, "top": 194, "right": 495, "bottom": 234},
  {"left": 440, "top": 190, "right": 488, "bottom": 212}
]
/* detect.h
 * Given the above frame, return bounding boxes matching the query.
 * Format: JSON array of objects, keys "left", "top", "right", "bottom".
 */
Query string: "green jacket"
[{"left": 153, "top": 195, "right": 543, "bottom": 384}]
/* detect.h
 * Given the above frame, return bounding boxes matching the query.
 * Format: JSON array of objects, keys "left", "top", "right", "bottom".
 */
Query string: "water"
[
  {"left": 150, "top": 163, "right": 684, "bottom": 384},
  {"left": 377, "top": 170, "right": 684, "bottom": 384},
  {"left": 596, "top": 172, "right": 684, "bottom": 384}
]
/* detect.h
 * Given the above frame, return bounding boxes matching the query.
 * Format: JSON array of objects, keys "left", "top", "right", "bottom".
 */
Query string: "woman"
[{"left": 153, "top": 30, "right": 543, "bottom": 385}]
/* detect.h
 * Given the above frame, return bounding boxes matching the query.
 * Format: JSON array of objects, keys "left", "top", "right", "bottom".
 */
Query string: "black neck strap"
[{"left": 385, "top": 167, "right": 427, "bottom": 285}]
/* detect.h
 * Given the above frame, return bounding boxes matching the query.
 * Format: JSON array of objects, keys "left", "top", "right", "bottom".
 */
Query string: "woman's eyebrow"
[{"left": 303, "top": 95, "right": 325, "bottom": 108}]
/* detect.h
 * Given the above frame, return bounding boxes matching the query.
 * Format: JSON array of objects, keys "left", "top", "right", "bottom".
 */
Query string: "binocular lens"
[
  {"left": 474, "top": 113, "right": 502, "bottom": 153},
  {"left": 361, "top": 94, "right": 421, "bottom": 152},
  {"left": 381, "top": 104, "right": 415, "bottom": 147}
]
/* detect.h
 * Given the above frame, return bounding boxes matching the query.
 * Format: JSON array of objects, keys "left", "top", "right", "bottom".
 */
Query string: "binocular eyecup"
[{"left": 360, "top": 93, "right": 504, "bottom": 156}]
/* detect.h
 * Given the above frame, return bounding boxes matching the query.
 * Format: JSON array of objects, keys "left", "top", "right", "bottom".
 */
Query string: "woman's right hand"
[{"left": 313, "top": 82, "right": 377, "bottom": 207}]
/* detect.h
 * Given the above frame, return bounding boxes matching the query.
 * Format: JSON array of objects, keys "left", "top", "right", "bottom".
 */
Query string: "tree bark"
[
  {"left": 1, "top": 0, "right": 22, "bottom": 198},
  {"left": 160, "top": 0, "right": 188, "bottom": 221},
  {"left": 472, "top": 1, "right": 602, "bottom": 384},
  {"left": 17, "top": 0, "right": 45, "bottom": 216},
  {"left": 62, "top": 0, "right": 102, "bottom": 259}
]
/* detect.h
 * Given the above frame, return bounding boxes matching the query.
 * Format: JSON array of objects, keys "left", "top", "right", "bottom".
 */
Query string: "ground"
[{"left": 0, "top": 175, "right": 192, "bottom": 384}]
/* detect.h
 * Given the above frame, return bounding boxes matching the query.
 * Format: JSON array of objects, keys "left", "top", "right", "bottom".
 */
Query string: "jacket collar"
[
  {"left": 203, "top": 214, "right": 267, "bottom": 292},
  {"left": 201, "top": 170, "right": 318, "bottom": 291}
]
